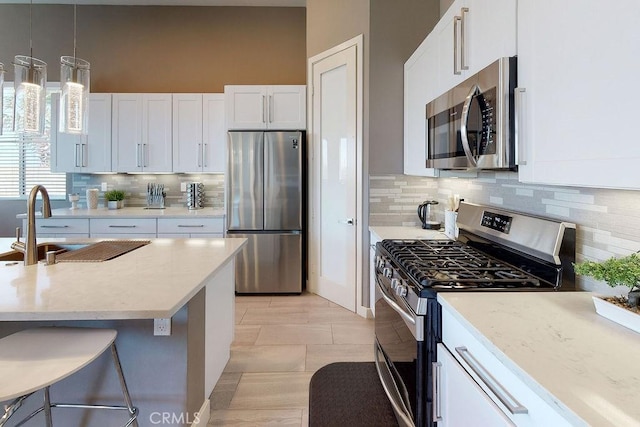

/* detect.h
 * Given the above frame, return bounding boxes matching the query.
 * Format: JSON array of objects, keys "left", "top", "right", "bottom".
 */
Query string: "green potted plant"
[
  {"left": 104, "top": 190, "right": 126, "bottom": 210},
  {"left": 574, "top": 253, "right": 640, "bottom": 333}
]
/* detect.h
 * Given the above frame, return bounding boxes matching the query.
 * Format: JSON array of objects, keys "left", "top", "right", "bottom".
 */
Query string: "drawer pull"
[
  {"left": 108, "top": 225, "right": 137, "bottom": 228},
  {"left": 455, "top": 346, "right": 528, "bottom": 415},
  {"left": 177, "top": 224, "right": 205, "bottom": 228},
  {"left": 40, "top": 225, "right": 70, "bottom": 229}
]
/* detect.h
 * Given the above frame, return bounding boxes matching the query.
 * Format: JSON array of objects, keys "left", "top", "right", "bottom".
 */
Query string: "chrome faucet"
[{"left": 11, "top": 185, "right": 52, "bottom": 265}]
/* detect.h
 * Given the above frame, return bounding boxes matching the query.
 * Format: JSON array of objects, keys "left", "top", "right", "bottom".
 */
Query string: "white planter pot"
[
  {"left": 592, "top": 296, "right": 640, "bottom": 334},
  {"left": 107, "top": 201, "right": 119, "bottom": 210}
]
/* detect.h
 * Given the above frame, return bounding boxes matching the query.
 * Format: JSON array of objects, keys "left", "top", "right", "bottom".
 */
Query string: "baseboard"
[
  {"left": 357, "top": 306, "right": 374, "bottom": 319},
  {"left": 191, "top": 399, "right": 210, "bottom": 427}
]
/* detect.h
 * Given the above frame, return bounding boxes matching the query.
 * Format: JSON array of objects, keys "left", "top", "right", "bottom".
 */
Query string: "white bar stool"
[{"left": 0, "top": 327, "right": 138, "bottom": 427}]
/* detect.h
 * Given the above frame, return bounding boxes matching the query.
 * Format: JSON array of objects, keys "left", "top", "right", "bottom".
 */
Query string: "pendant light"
[
  {"left": 60, "top": 2, "right": 90, "bottom": 135},
  {"left": 13, "top": 0, "right": 47, "bottom": 137}
]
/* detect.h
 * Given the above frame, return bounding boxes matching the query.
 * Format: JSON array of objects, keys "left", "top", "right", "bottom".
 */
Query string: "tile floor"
[{"left": 208, "top": 292, "right": 375, "bottom": 426}]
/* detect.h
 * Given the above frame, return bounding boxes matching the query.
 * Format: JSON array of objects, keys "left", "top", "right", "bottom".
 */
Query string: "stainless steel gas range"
[{"left": 373, "top": 202, "right": 576, "bottom": 427}]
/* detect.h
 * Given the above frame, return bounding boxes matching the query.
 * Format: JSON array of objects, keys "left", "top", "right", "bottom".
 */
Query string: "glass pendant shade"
[
  {"left": 13, "top": 55, "right": 47, "bottom": 136},
  {"left": 60, "top": 56, "right": 90, "bottom": 134}
]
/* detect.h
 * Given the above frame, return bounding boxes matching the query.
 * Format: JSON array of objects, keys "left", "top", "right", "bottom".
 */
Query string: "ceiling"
[{"left": 0, "top": 0, "right": 305, "bottom": 5}]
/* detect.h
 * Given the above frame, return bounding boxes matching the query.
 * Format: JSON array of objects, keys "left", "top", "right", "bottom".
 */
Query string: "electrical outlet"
[
  {"left": 101, "top": 182, "right": 108, "bottom": 191},
  {"left": 153, "top": 318, "right": 172, "bottom": 336},
  {"left": 180, "top": 182, "right": 187, "bottom": 192}
]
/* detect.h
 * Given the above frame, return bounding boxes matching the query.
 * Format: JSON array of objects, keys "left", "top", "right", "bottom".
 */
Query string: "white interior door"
[{"left": 309, "top": 44, "right": 358, "bottom": 312}]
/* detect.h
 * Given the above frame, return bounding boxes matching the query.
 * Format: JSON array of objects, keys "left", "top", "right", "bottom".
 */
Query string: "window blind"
[{"left": 0, "top": 85, "right": 66, "bottom": 198}]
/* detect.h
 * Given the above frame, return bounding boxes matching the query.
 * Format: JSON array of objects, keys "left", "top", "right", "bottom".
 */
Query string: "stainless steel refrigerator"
[{"left": 226, "top": 131, "right": 304, "bottom": 294}]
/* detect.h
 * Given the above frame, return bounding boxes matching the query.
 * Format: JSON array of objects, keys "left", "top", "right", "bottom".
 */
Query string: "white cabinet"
[
  {"left": 404, "top": 37, "right": 439, "bottom": 177},
  {"left": 225, "top": 85, "right": 306, "bottom": 130},
  {"left": 157, "top": 217, "right": 224, "bottom": 238},
  {"left": 90, "top": 218, "right": 157, "bottom": 238},
  {"left": 51, "top": 93, "right": 112, "bottom": 173},
  {"left": 516, "top": 0, "right": 640, "bottom": 189},
  {"left": 25, "top": 218, "right": 90, "bottom": 238},
  {"left": 172, "top": 94, "right": 225, "bottom": 173},
  {"left": 435, "top": 343, "right": 514, "bottom": 426},
  {"left": 369, "top": 231, "right": 381, "bottom": 315},
  {"left": 429, "top": 0, "right": 517, "bottom": 102},
  {"left": 440, "top": 302, "right": 573, "bottom": 426},
  {"left": 112, "top": 94, "right": 172, "bottom": 173}
]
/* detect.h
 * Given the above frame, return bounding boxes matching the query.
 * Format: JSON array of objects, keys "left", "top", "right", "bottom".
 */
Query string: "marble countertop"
[
  {"left": 0, "top": 237, "right": 246, "bottom": 321},
  {"left": 17, "top": 207, "right": 225, "bottom": 219},
  {"left": 369, "top": 225, "right": 448, "bottom": 241},
  {"left": 438, "top": 292, "right": 640, "bottom": 426}
]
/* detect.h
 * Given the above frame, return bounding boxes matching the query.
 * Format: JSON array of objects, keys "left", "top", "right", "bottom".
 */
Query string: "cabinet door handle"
[
  {"left": 203, "top": 143, "right": 208, "bottom": 168},
  {"left": 453, "top": 15, "right": 462, "bottom": 75},
  {"left": 143, "top": 143, "right": 148, "bottom": 167},
  {"left": 177, "top": 224, "right": 205, "bottom": 228},
  {"left": 136, "top": 144, "right": 142, "bottom": 167},
  {"left": 269, "top": 95, "right": 273, "bottom": 123},
  {"left": 75, "top": 144, "right": 81, "bottom": 168},
  {"left": 198, "top": 143, "right": 202, "bottom": 168},
  {"left": 81, "top": 143, "right": 87, "bottom": 167},
  {"left": 515, "top": 87, "right": 527, "bottom": 166},
  {"left": 432, "top": 361, "right": 443, "bottom": 422},
  {"left": 262, "top": 95, "right": 266, "bottom": 123},
  {"left": 455, "top": 346, "right": 528, "bottom": 415},
  {"left": 108, "top": 225, "right": 137, "bottom": 228},
  {"left": 40, "top": 225, "right": 69, "bottom": 229},
  {"left": 460, "top": 7, "right": 469, "bottom": 70}
]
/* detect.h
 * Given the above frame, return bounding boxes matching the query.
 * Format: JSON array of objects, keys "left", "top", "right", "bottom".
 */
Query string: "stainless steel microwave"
[{"left": 426, "top": 56, "right": 517, "bottom": 170}]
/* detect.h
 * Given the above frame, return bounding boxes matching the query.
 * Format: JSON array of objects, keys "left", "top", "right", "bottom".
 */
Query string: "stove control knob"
[
  {"left": 390, "top": 278, "right": 400, "bottom": 290},
  {"left": 376, "top": 256, "right": 383, "bottom": 269},
  {"left": 395, "top": 284, "right": 408, "bottom": 298},
  {"left": 383, "top": 267, "right": 392, "bottom": 278}
]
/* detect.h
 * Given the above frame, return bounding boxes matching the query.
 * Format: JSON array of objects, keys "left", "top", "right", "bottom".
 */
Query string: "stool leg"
[
  {"left": 0, "top": 394, "right": 31, "bottom": 427},
  {"left": 43, "top": 387, "right": 53, "bottom": 427},
  {"left": 110, "top": 343, "right": 138, "bottom": 427}
]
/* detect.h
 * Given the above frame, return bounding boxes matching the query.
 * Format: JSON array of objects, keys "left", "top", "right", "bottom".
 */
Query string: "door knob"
[{"left": 338, "top": 218, "right": 355, "bottom": 225}]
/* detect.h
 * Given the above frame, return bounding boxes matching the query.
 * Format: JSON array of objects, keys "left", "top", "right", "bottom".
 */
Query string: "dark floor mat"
[{"left": 309, "top": 362, "right": 399, "bottom": 427}]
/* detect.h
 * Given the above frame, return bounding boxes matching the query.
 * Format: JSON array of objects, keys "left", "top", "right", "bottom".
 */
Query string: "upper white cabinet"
[
  {"left": 225, "top": 85, "right": 306, "bottom": 130},
  {"left": 404, "top": 0, "right": 514, "bottom": 176},
  {"left": 51, "top": 93, "right": 112, "bottom": 173},
  {"left": 431, "top": 0, "right": 516, "bottom": 102},
  {"left": 172, "top": 94, "right": 225, "bottom": 173},
  {"left": 517, "top": 0, "right": 640, "bottom": 189},
  {"left": 403, "top": 37, "right": 439, "bottom": 177},
  {"left": 112, "top": 93, "right": 172, "bottom": 173}
]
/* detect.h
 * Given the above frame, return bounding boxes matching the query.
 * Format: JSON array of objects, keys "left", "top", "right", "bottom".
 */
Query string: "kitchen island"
[{"left": 0, "top": 237, "right": 246, "bottom": 426}]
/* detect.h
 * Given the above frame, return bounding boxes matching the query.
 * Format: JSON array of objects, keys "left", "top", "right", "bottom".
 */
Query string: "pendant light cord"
[
  {"left": 29, "top": 0, "right": 33, "bottom": 65},
  {"left": 73, "top": 2, "right": 77, "bottom": 65}
]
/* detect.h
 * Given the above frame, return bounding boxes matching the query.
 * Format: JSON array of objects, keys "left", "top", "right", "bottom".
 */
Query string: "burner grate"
[{"left": 381, "top": 239, "right": 543, "bottom": 290}]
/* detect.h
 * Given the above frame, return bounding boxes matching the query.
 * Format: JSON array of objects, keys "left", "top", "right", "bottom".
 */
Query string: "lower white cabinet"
[
  {"left": 435, "top": 343, "right": 514, "bottom": 426},
  {"left": 26, "top": 218, "right": 90, "bottom": 239},
  {"left": 440, "top": 304, "right": 572, "bottom": 426},
  {"left": 157, "top": 217, "right": 224, "bottom": 238},
  {"left": 25, "top": 216, "right": 225, "bottom": 239},
  {"left": 90, "top": 218, "right": 157, "bottom": 237}
]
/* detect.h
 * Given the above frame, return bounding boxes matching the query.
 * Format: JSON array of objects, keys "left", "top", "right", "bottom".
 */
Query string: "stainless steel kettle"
[{"left": 418, "top": 200, "right": 441, "bottom": 230}]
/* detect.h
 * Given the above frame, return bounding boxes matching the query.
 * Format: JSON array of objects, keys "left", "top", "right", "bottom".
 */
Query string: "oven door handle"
[
  {"left": 376, "top": 279, "right": 416, "bottom": 326},
  {"left": 460, "top": 84, "right": 480, "bottom": 168},
  {"left": 375, "top": 341, "right": 415, "bottom": 427}
]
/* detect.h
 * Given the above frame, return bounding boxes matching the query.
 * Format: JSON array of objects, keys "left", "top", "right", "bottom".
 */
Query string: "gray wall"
[{"left": 369, "top": 0, "right": 439, "bottom": 174}]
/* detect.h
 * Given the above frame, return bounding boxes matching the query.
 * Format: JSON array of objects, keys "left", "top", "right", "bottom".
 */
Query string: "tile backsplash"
[
  {"left": 69, "top": 173, "right": 225, "bottom": 209},
  {"left": 370, "top": 171, "right": 640, "bottom": 295}
]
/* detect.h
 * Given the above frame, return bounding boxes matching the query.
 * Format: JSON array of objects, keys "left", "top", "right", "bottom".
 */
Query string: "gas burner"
[{"left": 380, "top": 239, "right": 547, "bottom": 290}]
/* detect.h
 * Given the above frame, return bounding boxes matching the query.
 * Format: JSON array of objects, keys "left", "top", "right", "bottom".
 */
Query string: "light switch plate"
[
  {"left": 180, "top": 182, "right": 187, "bottom": 192},
  {"left": 101, "top": 182, "right": 108, "bottom": 191}
]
